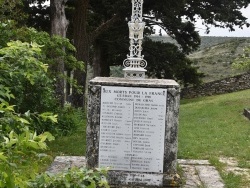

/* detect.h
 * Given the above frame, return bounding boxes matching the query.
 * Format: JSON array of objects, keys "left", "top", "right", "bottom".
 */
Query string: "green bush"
[
  {"left": 0, "top": 40, "right": 58, "bottom": 133},
  {"left": 0, "top": 80, "right": 56, "bottom": 187},
  {"left": 29, "top": 168, "right": 109, "bottom": 188},
  {"left": 0, "top": 26, "right": 83, "bottom": 114},
  {"left": 0, "top": 40, "right": 57, "bottom": 113},
  {"left": 0, "top": 23, "right": 84, "bottom": 134},
  {"left": 56, "top": 106, "right": 85, "bottom": 136},
  {"left": 34, "top": 106, "right": 85, "bottom": 136},
  {"left": 0, "top": 128, "right": 55, "bottom": 188}
]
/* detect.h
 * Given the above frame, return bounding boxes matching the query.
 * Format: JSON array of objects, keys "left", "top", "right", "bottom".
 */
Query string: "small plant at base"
[{"left": 29, "top": 167, "right": 110, "bottom": 188}]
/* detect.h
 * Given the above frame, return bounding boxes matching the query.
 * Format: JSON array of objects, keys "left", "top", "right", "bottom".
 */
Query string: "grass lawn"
[
  {"left": 179, "top": 89, "right": 250, "bottom": 187},
  {"left": 47, "top": 89, "right": 250, "bottom": 187},
  {"left": 179, "top": 89, "right": 250, "bottom": 161}
]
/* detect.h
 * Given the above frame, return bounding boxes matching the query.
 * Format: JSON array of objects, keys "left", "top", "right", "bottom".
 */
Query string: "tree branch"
[
  {"left": 90, "top": 14, "right": 120, "bottom": 42},
  {"left": 143, "top": 15, "right": 156, "bottom": 19}
]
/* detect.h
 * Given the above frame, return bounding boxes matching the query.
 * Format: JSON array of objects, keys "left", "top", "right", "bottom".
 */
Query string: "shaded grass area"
[{"left": 47, "top": 116, "right": 86, "bottom": 157}]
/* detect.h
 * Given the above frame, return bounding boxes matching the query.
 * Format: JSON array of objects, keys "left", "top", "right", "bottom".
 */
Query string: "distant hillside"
[
  {"left": 189, "top": 38, "right": 250, "bottom": 82},
  {"left": 150, "top": 36, "right": 250, "bottom": 50},
  {"left": 149, "top": 36, "right": 250, "bottom": 82}
]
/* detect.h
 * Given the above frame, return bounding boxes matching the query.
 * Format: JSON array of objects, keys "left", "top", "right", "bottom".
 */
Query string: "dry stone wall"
[{"left": 181, "top": 73, "right": 250, "bottom": 98}]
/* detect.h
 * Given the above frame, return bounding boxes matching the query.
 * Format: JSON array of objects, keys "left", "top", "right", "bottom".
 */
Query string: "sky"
[
  {"left": 196, "top": 6, "right": 250, "bottom": 37},
  {"left": 156, "top": 6, "right": 250, "bottom": 37}
]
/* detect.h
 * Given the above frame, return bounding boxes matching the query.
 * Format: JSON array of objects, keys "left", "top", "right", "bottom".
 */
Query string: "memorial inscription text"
[{"left": 99, "top": 86, "right": 167, "bottom": 173}]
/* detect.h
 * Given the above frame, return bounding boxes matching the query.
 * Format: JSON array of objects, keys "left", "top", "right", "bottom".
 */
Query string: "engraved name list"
[{"left": 99, "top": 86, "right": 167, "bottom": 173}]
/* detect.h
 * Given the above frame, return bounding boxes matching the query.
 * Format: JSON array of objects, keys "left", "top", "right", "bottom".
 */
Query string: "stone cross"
[{"left": 123, "top": 0, "right": 147, "bottom": 79}]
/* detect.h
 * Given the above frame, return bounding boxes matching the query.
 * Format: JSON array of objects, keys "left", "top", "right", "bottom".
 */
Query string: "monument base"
[
  {"left": 87, "top": 77, "right": 180, "bottom": 188},
  {"left": 108, "top": 171, "right": 181, "bottom": 188}
]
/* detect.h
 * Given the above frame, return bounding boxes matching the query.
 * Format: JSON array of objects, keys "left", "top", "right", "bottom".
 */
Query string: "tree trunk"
[
  {"left": 71, "top": 0, "right": 120, "bottom": 108},
  {"left": 100, "top": 58, "right": 111, "bottom": 77},
  {"left": 50, "top": 0, "right": 69, "bottom": 106},
  {"left": 93, "top": 39, "right": 114, "bottom": 77},
  {"left": 72, "top": 0, "right": 89, "bottom": 108},
  {"left": 92, "top": 41, "right": 102, "bottom": 77}
]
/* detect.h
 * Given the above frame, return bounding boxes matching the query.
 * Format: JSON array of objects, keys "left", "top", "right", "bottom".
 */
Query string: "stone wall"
[{"left": 181, "top": 73, "right": 250, "bottom": 99}]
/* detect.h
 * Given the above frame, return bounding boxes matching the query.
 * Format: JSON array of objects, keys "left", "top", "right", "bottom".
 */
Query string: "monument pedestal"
[{"left": 87, "top": 77, "right": 181, "bottom": 187}]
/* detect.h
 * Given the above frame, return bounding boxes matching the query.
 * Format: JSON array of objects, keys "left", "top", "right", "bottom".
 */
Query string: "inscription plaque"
[{"left": 99, "top": 86, "right": 167, "bottom": 173}]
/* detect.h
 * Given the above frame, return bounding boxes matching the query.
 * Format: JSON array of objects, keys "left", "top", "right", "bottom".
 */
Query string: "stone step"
[{"left": 178, "top": 159, "right": 225, "bottom": 188}]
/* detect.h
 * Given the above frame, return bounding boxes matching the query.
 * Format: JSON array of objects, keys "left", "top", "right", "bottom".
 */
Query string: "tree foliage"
[
  {"left": 5, "top": 0, "right": 250, "bottom": 107},
  {"left": 22, "top": 0, "right": 50, "bottom": 31},
  {"left": 0, "top": 0, "right": 27, "bottom": 24},
  {"left": 0, "top": 39, "right": 58, "bottom": 133},
  {"left": 144, "top": 39, "right": 204, "bottom": 86},
  {"left": 87, "top": 0, "right": 250, "bottom": 87},
  {"left": 0, "top": 40, "right": 52, "bottom": 113}
]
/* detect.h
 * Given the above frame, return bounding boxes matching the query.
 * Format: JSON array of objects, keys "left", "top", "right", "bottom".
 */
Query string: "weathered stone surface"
[
  {"left": 87, "top": 77, "right": 180, "bottom": 187},
  {"left": 86, "top": 84, "right": 101, "bottom": 169},
  {"left": 196, "top": 166, "right": 224, "bottom": 188},
  {"left": 178, "top": 159, "right": 225, "bottom": 188},
  {"left": 178, "top": 159, "right": 210, "bottom": 166},
  {"left": 89, "top": 77, "right": 179, "bottom": 88},
  {"left": 47, "top": 156, "right": 86, "bottom": 174},
  {"left": 181, "top": 165, "right": 202, "bottom": 188},
  {"left": 107, "top": 171, "right": 181, "bottom": 188}
]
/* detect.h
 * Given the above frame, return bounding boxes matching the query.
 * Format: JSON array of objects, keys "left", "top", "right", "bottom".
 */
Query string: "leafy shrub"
[
  {"left": 0, "top": 22, "right": 84, "bottom": 112},
  {"left": 0, "top": 128, "right": 55, "bottom": 187},
  {"left": 0, "top": 39, "right": 56, "bottom": 186},
  {"left": 33, "top": 105, "right": 85, "bottom": 136},
  {"left": 0, "top": 26, "right": 84, "bottom": 134},
  {"left": 0, "top": 81, "right": 56, "bottom": 187},
  {"left": 0, "top": 40, "right": 59, "bottom": 134},
  {"left": 0, "top": 40, "right": 57, "bottom": 114},
  {"left": 29, "top": 168, "right": 109, "bottom": 188},
  {"left": 55, "top": 106, "right": 85, "bottom": 136}
]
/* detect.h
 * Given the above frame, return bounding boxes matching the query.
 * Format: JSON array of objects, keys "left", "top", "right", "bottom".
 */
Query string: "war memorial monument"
[{"left": 86, "top": 0, "right": 181, "bottom": 187}]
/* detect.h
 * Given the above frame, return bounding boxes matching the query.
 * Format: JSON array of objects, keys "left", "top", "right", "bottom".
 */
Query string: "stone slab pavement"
[
  {"left": 178, "top": 159, "right": 225, "bottom": 188},
  {"left": 47, "top": 156, "right": 225, "bottom": 188}
]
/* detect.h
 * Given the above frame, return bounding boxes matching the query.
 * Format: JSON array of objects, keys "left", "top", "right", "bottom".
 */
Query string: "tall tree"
[
  {"left": 50, "top": 0, "right": 69, "bottom": 106},
  {"left": 71, "top": 0, "right": 89, "bottom": 108},
  {"left": 71, "top": 0, "right": 120, "bottom": 108}
]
